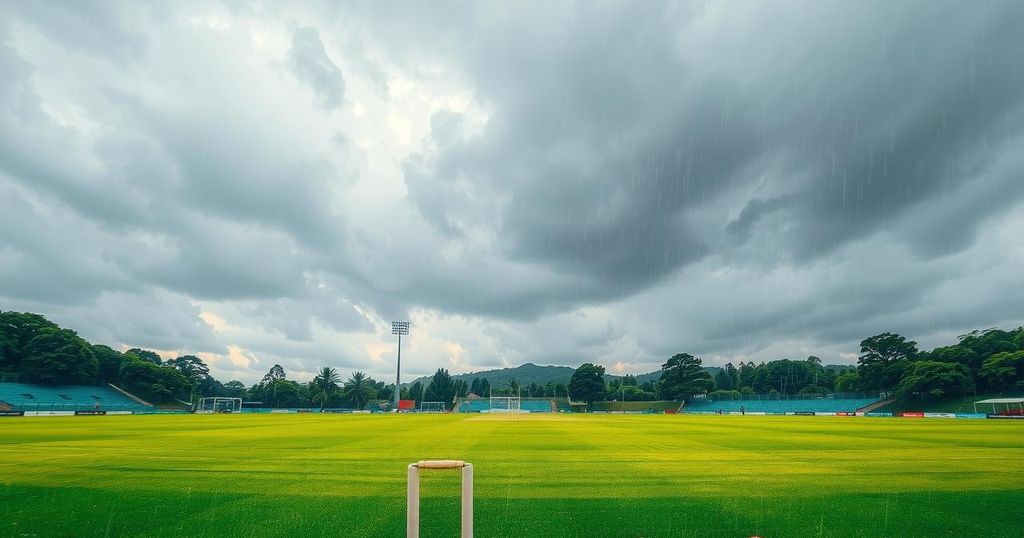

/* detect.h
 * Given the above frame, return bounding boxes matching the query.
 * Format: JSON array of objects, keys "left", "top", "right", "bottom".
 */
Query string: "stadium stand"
[
  {"left": 521, "top": 399, "right": 553, "bottom": 412},
  {"left": 590, "top": 401, "right": 682, "bottom": 413},
  {"left": 457, "top": 398, "right": 556, "bottom": 413},
  {"left": 459, "top": 399, "right": 490, "bottom": 412},
  {"left": 683, "top": 396, "right": 880, "bottom": 414},
  {"left": 0, "top": 382, "right": 152, "bottom": 413}
]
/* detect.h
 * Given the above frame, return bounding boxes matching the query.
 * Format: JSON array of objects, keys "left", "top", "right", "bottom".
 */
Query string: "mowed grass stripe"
[{"left": 1, "top": 414, "right": 1022, "bottom": 537}]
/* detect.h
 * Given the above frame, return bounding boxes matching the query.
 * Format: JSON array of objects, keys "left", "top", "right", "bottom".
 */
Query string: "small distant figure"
[
  {"left": 94, "top": 401, "right": 101, "bottom": 413},
  {"left": 740, "top": 405, "right": 745, "bottom": 415},
  {"left": 717, "top": 409, "right": 723, "bottom": 415}
]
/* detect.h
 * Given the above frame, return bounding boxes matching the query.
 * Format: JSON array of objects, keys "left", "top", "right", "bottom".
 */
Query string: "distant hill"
[
  {"left": 408, "top": 363, "right": 575, "bottom": 389},
  {"left": 407, "top": 362, "right": 861, "bottom": 390},
  {"left": 408, "top": 362, "right": 720, "bottom": 390}
]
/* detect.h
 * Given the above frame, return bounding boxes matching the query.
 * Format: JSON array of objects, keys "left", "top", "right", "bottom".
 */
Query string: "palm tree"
[
  {"left": 310, "top": 367, "right": 340, "bottom": 410},
  {"left": 342, "top": 371, "right": 376, "bottom": 410}
]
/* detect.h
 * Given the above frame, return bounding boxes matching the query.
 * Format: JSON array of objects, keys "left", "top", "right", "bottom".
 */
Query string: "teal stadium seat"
[
  {"left": 520, "top": 399, "right": 553, "bottom": 412},
  {"left": 459, "top": 399, "right": 491, "bottom": 412},
  {"left": 457, "top": 398, "right": 554, "bottom": 413},
  {"left": 0, "top": 382, "right": 151, "bottom": 412},
  {"left": 683, "top": 396, "right": 879, "bottom": 414}
]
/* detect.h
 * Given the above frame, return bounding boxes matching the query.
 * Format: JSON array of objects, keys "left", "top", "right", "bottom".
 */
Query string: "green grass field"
[{"left": 2, "top": 414, "right": 1023, "bottom": 537}]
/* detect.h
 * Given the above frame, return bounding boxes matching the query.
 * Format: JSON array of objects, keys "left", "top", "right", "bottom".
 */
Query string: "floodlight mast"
[{"left": 392, "top": 321, "right": 410, "bottom": 410}]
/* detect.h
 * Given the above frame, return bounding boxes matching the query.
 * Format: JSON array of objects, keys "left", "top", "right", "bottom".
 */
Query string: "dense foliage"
[
  {"left": 0, "top": 311, "right": 398, "bottom": 408},
  {"left": 568, "top": 363, "right": 606, "bottom": 403},
  {"left": 3, "top": 310, "right": 1022, "bottom": 407}
]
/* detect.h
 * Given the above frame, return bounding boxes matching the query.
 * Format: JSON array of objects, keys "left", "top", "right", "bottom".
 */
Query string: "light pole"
[{"left": 392, "top": 321, "right": 410, "bottom": 410}]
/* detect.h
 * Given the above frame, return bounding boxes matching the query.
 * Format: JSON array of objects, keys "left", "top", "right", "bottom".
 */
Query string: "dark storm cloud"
[
  {"left": 379, "top": 0, "right": 1024, "bottom": 320},
  {"left": 1, "top": 1, "right": 1023, "bottom": 378}
]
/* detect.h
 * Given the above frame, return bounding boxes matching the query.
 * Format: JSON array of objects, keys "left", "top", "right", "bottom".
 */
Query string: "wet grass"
[{"left": 1, "top": 414, "right": 1022, "bottom": 537}]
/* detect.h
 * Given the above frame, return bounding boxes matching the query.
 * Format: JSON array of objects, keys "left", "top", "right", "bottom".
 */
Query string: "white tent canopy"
[{"left": 973, "top": 397, "right": 1024, "bottom": 414}]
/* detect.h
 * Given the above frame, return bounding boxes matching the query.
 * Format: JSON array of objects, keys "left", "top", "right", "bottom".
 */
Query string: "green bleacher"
[{"left": 0, "top": 382, "right": 151, "bottom": 413}]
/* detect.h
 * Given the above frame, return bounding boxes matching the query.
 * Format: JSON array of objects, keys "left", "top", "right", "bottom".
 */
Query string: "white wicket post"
[{"left": 407, "top": 460, "right": 473, "bottom": 538}]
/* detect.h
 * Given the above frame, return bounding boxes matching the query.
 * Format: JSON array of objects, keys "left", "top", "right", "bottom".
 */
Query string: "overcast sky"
[{"left": 1, "top": 1, "right": 1023, "bottom": 385}]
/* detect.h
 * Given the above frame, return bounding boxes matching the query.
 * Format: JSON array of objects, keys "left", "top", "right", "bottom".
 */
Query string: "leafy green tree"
[
  {"left": 454, "top": 379, "right": 469, "bottom": 398},
  {"left": 92, "top": 344, "right": 124, "bottom": 383},
  {"left": 0, "top": 329, "right": 13, "bottom": 368},
  {"left": 196, "top": 377, "right": 224, "bottom": 399},
  {"left": 270, "top": 380, "right": 305, "bottom": 407},
  {"left": 126, "top": 348, "right": 162, "bottom": 365},
  {"left": 658, "top": 353, "right": 713, "bottom": 401},
  {"left": 714, "top": 369, "right": 733, "bottom": 390},
  {"left": 310, "top": 367, "right": 341, "bottom": 410},
  {"left": 424, "top": 368, "right": 456, "bottom": 404},
  {"left": 980, "top": 351, "right": 1024, "bottom": 392},
  {"left": 754, "top": 359, "right": 821, "bottom": 394},
  {"left": 409, "top": 381, "right": 424, "bottom": 403},
  {"left": 166, "top": 355, "right": 210, "bottom": 385},
  {"left": 119, "top": 354, "right": 190, "bottom": 402},
  {"left": 723, "top": 363, "right": 740, "bottom": 390},
  {"left": 20, "top": 328, "right": 98, "bottom": 384},
  {"left": 834, "top": 371, "right": 861, "bottom": 392},
  {"left": 894, "top": 361, "right": 974, "bottom": 401},
  {"left": 342, "top": 371, "right": 376, "bottom": 409},
  {"left": 262, "top": 364, "right": 287, "bottom": 384},
  {"left": 223, "top": 380, "right": 246, "bottom": 398},
  {"left": 738, "top": 361, "right": 756, "bottom": 389},
  {"left": 0, "top": 311, "right": 59, "bottom": 370},
  {"left": 568, "top": 363, "right": 606, "bottom": 403},
  {"left": 255, "top": 365, "right": 290, "bottom": 407},
  {"left": 857, "top": 332, "right": 918, "bottom": 390},
  {"left": 621, "top": 384, "right": 655, "bottom": 401}
]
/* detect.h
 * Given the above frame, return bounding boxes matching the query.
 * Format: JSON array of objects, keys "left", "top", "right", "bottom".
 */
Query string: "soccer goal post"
[
  {"left": 419, "top": 401, "right": 446, "bottom": 413},
  {"left": 196, "top": 397, "right": 242, "bottom": 414},
  {"left": 488, "top": 396, "right": 520, "bottom": 414}
]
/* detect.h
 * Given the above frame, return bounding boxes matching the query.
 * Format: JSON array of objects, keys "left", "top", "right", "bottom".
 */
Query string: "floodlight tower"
[{"left": 392, "top": 321, "right": 410, "bottom": 410}]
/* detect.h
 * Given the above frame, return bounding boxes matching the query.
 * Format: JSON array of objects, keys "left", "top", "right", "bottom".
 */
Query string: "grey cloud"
[
  {"left": 380, "top": 1, "right": 1024, "bottom": 319},
  {"left": 1, "top": 1, "right": 149, "bottom": 63},
  {"left": 2, "top": 1, "right": 1024, "bottom": 383},
  {"left": 288, "top": 26, "right": 345, "bottom": 111},
  {"left": 726, "top": 197, "right": 791, "bottom": 243}
]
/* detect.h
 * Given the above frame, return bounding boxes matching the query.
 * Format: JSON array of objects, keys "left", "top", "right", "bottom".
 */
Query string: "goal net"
[
  {"left": 196, "top": 397, "right": 242, "bottom": 414},
  {"left": 419, "top": 401, "right": 446, "bottom": 413},
  {"left": 489, "top": 396, "right": 520, "bottom": 414}
]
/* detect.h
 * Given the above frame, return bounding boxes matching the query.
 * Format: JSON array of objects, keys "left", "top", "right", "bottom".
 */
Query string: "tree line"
[
  {"left": 0, "top": 311, "right": 446, "bottom": 409},
  {"left": 0, "top": 311, "right": 495, "bottom": 409},
  {"left": 564, "top": 328, "right": 1024, "bottom": 405},
  {"left": 841, "top": 329, "right": 1024, "bottom": 403},
  {"left": 3, "top": 311, "right": 1022, "bottom": 408}
]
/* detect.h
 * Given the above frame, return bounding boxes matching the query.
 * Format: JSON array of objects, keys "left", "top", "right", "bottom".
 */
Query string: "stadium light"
[{"left": 392, "top": 321, "right": 410, "bottom": 410}]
